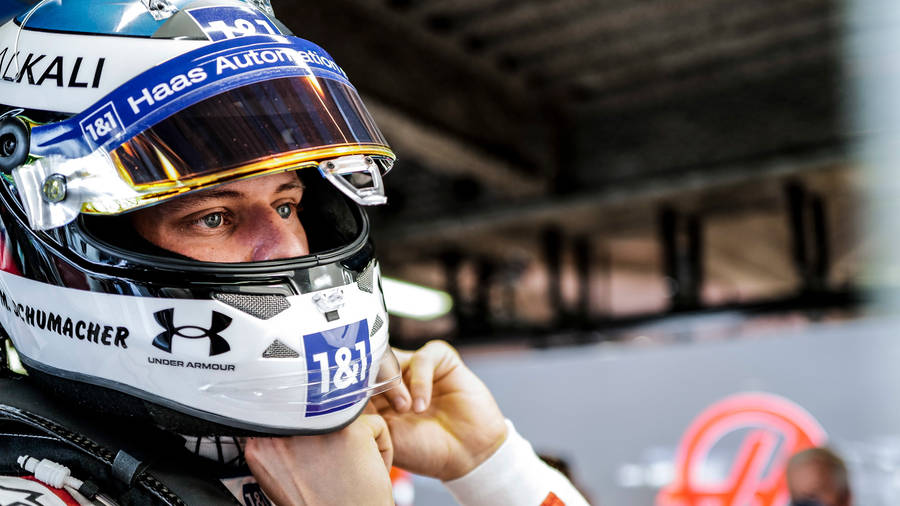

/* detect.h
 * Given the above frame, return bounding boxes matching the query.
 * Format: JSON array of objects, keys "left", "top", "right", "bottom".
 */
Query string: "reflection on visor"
[
  {"left": 112, "top": 76, "right": 390, "bottom": 189},
  {"left": 13, "top": 33, "right": 398, "bottom": 230},
  {"left": 13, "top": 74, "right": 395, "bottom": 230}
]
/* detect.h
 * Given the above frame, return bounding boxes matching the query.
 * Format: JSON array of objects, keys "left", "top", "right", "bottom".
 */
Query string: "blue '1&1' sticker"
[
  {"left": 186, "top": 6, "right": 282, "bottom": 41},
  {"left": 303, "top": 320, "right": 371, "bottom": 417}
]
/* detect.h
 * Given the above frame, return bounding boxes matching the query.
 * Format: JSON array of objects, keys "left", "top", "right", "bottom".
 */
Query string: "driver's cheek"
[{"left": 236, "top": 206, "right": 309, "bottom": 262}]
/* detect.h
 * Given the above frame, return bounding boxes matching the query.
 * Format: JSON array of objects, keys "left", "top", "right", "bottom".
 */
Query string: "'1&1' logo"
[
  {"left": 303, "top": 319, "right": 371, "bottom": 417},
  {"left": 186, "top": 6, "right": 281, "bottom": 41},
  {"left": 78, "top": 101, "right": 124, "bottom": 149}
]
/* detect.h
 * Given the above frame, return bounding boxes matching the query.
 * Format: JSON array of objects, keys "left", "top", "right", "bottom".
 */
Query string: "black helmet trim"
[{"left": 0, "top": 168, "right": 376, "bottom": 295}]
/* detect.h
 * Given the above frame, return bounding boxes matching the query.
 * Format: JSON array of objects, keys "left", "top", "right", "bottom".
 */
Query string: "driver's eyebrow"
[
  {"left": 163, "top": 189, "right": 244, "bottom": 213},
  {"left": 163, "top": 181, "right": 304, "bottom": 213},
  {"left": 274, "top": 181, "right": 304, "bottom": 193}
]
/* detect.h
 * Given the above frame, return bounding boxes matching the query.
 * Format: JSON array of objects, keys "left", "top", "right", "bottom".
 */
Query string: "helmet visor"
[
  {"left": 11, "top": 35, "right": 395, "bottom": 230},
  {"left": 111, "top": 75, "right": 391, "bottom": 190}
]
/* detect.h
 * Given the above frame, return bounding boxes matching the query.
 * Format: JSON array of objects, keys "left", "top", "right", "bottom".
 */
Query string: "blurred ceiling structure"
[{"left": 276, "top": 0, "right": 858, "bottom": 345}]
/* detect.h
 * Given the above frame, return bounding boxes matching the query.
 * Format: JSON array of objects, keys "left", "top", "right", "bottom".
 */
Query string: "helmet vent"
[
  {"left": 370, "top": 315, "right": 384, "bottom": 337},
  {"left": 141, "top": 0, "right": 178, "bottom": 20},
  {"left": 357, "top": 262, "right": 375, "bottom": 293},
  {"left": 262, "top": 340, "right": 300, "bottom": 359},
  {"left": 214, "top": 293, "right": 290, "bottom": 320},
  {"left": 246, "top": 0, "right": 275, "bottom": 16}
]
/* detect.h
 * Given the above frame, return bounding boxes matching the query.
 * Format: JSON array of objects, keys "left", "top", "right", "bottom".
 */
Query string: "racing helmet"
[{"left": 0, "top": 0, "right": 400, "bottom": 435}]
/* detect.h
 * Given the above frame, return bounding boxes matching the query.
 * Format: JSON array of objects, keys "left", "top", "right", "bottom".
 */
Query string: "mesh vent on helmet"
[
  {"left": 370, "top": 315, "right": 383, "bottom": 337},
  {"left": 357, "top": 261, "right": 375, "bottom": 293},
  {"left": 214, "top": 293, "right": 290, "bottom": 320},
  {"left": 262, "top": 339, "right": 300, "bottom": 359}
]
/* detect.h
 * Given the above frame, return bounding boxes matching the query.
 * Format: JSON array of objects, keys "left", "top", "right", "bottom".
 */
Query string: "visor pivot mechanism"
[
  {"left": 319, "top": 155, "right": 388, "bottom": 206},
  {"left": 41, "top": 174, "right": 67, "bottom": 204},
  {"left": 0, "top": 113, "right": 29, "bottom": 173},
  {"left": 1, "top": 138, "right": 14, "bottom": 157},
  {"left": 324, "top": 157, "right": 373, "bottom": 170}
]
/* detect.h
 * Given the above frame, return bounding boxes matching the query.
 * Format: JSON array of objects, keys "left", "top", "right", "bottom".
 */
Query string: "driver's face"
[{"left": 131, "top": 171, "right": 309, "bottom": 262}]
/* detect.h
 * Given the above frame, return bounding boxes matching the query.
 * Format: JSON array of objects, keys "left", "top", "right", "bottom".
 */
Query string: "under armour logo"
[{"left": 152, "top": 308, "right": 232, "bottom": 356}]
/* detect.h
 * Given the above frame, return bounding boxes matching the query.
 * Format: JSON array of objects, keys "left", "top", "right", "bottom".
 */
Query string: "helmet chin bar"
[
  {"left": 0, "top": 263, "right": 395, "bottom": 434},
  {"left": 319, "top": 155, "right": 388, "bottom": 206}
]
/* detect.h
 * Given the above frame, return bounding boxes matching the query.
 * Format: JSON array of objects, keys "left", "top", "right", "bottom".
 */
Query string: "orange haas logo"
[{"left": 657, "top": 392, "right": 826, "bottom": 506}]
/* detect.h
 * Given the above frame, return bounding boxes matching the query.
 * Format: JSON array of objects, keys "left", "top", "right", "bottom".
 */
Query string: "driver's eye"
[
  {"left": 276, "top": 203, "right": 293, "bottom": 219},
  {"left": 201, "top": 212, "right": 224, "bottom": 228}
]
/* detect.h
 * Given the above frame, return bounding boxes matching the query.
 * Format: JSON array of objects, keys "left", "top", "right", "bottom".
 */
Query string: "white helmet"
[{"left": 0, "top": 0, "right": 399, "bottom": 435}]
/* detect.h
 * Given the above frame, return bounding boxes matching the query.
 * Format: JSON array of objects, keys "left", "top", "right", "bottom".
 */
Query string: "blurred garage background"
[
  {"left": 264, "top": 0, "right": 900, "bottom": 504},
  {"left": 278, "top": 0, "right": 861, "bottom": 345},
  {"left": 274, "top": 0, "right": 900, "bottom": 504},
  {"left": 56, "top": 0, "right": 881, "bottom": 503}
]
